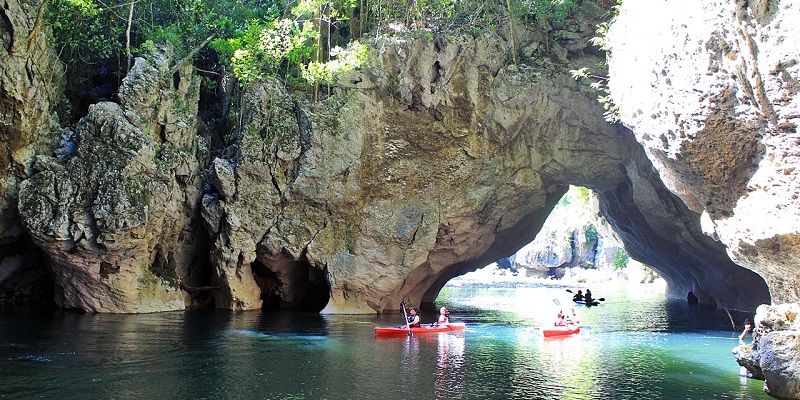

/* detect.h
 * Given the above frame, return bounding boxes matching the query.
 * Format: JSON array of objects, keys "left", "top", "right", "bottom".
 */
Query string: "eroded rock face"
[
  {"left": 204, "top": 12, "right": 768, "bottom": 313},
  {"left": 202, "top": 21, "right": 637, "bottom": 313},
  {"left": 16, "top": 47, "right": 208, "bottom": 312},
  {"left": 0, "top": 0, "right": 63, "bottom": 302},
  {"left": 0, "top": 0, "right": 778, "bottom": 315},
  {"left": 734, "top": 303, "right": 800, "bottom": 399},
  {"left": 607, "top": 0, "right": 800, "bottom": 305}
]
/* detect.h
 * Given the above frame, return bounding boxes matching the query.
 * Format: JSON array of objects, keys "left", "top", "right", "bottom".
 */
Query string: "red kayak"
[
  {"left": 374, "top": 322, "right": 466, "bottom": 335},
  {"left": 542, "top": 324, "right": 580, "bottom": 337}
]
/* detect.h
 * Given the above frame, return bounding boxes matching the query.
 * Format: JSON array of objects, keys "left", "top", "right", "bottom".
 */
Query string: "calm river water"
[{"left": 1, "top": 282, "right": 770, "bottom": 399}]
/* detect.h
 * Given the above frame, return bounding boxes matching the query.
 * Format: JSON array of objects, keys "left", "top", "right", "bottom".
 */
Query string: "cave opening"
[
  {"left": 427, "top": 186, "right": 646, "bottom": 303},
  {"left": 251, "top": 256, "right": 330, "bottom": 313},
  {"left": 417, "top": 176, "right": 771, "bottom": 315}
]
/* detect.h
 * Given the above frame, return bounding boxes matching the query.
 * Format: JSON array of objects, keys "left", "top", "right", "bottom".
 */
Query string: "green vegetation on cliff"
[{"left": 42, "top": 0, "right": 601, "bottom": 101}]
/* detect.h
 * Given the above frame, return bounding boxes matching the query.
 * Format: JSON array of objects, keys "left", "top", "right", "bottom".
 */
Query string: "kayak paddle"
[{"left": 400, "top": 300, "right": 412, "bottom": 336}]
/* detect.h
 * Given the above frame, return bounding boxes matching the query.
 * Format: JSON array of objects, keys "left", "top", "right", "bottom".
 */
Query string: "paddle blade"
[
  {"left": 565, "top": 289, "right": 573, "bottom": 293},
  {"left": 598, "top": 298, "right": 606, "bottom": 301}
]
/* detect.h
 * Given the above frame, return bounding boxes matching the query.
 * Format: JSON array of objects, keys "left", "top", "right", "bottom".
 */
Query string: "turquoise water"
[{"left": 1, "top": 283, "right": 770, "bottom": 399}]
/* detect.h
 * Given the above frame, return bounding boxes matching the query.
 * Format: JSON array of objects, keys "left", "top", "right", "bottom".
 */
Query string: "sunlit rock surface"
[
  {"left": 506, "top": 187, "right": 620, "bottom": 278},
  {"left": 609, "top": 2, "right": 800, "bottom": 396},
  {"left": 733, "top": 303, "right": 800, "bottom": 399},
  {"left": 607, "top": 0, "right": 800, "bottom": 305}
]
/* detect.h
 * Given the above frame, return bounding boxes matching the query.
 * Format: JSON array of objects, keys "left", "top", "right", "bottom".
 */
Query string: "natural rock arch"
[
  {"left": 205, "top": 30, "right": 770, "bottom": 314},
  {"left": 2, "top": 2, "right": 774, "bottom": 314}
]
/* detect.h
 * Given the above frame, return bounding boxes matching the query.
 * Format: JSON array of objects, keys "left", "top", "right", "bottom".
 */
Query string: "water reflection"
[
  {"left": 0, "top": 285, "right": 771, "bottom": 400},
  {"left": 401, "top": 335, "right": 420, "bottom": 383},
  {"left": 433, "top": 333, "right": 465, "bottom": 399}
]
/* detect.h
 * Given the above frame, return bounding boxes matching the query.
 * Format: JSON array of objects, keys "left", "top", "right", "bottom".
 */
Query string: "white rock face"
[
  {"left": 733, "top": 303, "right": 800, "bottom": 399},
  {"left": 607, "top": 0, "right": 800, "bottom": 303},
  {"left": 609, "top": 2, "right": 800, "bottom": 396}
]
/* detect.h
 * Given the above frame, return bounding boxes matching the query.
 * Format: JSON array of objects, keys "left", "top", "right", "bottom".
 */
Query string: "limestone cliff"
[
  {"left": 2, "top": 0, "right": 797, "bottom": 395},
  {"left": 17, "top": 46, "right": 209, "bottom": 312},
  {"left": 200, "top": 12, "right": 768, "bottom": 314},
  {"left": 0, "top": 0, "right": 63, "bottom": 302},
  {"left": 0, "top": 0, "right": 776, "bottom": 314},
  {"left": 607, "top": 1, "right": 800, "bottom": 396},
  {"left": 607, "top": 0, "right": 800, "bottom": 305}
]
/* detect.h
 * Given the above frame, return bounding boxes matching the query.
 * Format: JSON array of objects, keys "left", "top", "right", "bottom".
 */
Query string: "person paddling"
[
  {"left": 584, "top": 289, "right": 593, "bottom": 304},
  {"left": 407, "top": 308, "right": 421, "bottom": 327},
  {"left": 572, "top": 290, "right": 584, "bottom": 302},
  {"left": 739, "top": 319, "right": 753, "bottom": 344}
]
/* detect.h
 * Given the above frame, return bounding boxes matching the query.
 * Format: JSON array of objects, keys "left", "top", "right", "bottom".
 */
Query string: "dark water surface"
[{"left": 1, "top": 283, "right": 770, "bottom": 399}]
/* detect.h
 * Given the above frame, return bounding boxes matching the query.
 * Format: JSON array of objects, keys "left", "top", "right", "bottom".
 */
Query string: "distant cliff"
[{"left": 504, "top": 186, "right": 627, "bottom": 279}]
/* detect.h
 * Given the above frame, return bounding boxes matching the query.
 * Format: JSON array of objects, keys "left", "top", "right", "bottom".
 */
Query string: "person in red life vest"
[{"left": 554, "top": 310, "right": 566, "bottom": 326}]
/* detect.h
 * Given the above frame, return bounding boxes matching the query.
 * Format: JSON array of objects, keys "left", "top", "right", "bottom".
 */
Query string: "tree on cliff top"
[
  {"left": 43, "top": 0, "right": 590, "bottom": 90},
  {"left": 39, "top": 0, "right": 615, "bottom": 125}
]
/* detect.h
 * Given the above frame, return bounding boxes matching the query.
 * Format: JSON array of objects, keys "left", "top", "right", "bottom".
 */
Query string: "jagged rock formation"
[
  {"left": 0, "top": 0, "right": 63, "bottom": 302},
  {"left": 16, "top": 46, "right": 209, "bottom": 312},
  {"left": 0, "top": 0, "right": 777, "bottom": 314},
  {"left": 733, "top": 303, "right": 800, "bottom": 399}
]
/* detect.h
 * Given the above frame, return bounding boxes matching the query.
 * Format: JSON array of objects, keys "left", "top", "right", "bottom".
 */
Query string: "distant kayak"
[
  {"left": 542, "top": 324, "right": 581, "bottom": 337},
  {"left": 374, "top": 322, "right": 466, "bottom": 335},
  {"left": 574, "top": 300, "right": 601, "bottom": 306}
]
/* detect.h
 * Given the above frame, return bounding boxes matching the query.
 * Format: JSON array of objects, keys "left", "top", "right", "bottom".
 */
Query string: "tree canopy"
[{"left": 44, "top": 0, "right": 584, "bottom": 92}]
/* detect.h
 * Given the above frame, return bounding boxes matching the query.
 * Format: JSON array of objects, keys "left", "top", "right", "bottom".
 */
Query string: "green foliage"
[
  {"left": 46, "top": 0, "right": 279, "bottom": 66},
  {"left": 569, "top": 1, "right": 621, "bottom": 123},
  {"left": 576, "top": 186, "right": 590, "bottom": 205},
  {"left": 45, "top": 0, "right": 615, "bottom": 109},
  {"left": 613, "top": 248, "right": 629, "bottom": 270},
  {"left": 46, "top": 0, "right": 122, "bottom": 62},
  {"left": 584, "top": 225, "right": 598, "bottom": 243},
  {"left": 556, "top": 185, "right": 592, "bottom": 208},
  {"left": 302, "top": 41, "right": 368, "bottom": 84},
  {"left": 512, "top": 0, "right": 577, "bottom": 24},
  {"left": 212, "top": 17, "right": 320, "bottom": 87}
]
